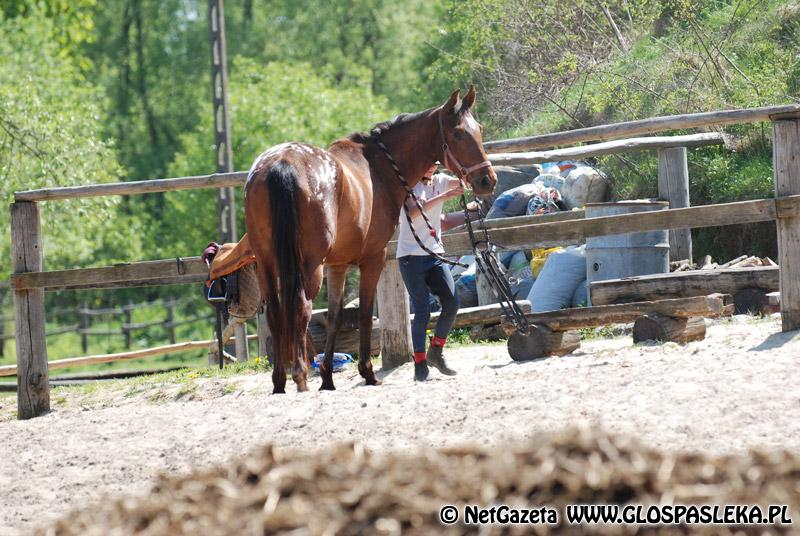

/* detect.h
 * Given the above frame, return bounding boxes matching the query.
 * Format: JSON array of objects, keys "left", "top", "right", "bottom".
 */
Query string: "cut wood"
[
  {"left": 773, "top": 116, "right": 800, "bottom": 331},
  {"left": 484, "top": 104, "right": 800, "bottom": 153},
  {"left": 487, "top": 134, "right": 724, "bottom": 166},
  {"left": 589, "top": 266, "right": 779, "bottom": 305},
  {"left": 507, "top": 326, "right": 581, "bottom": 361},
  {"left": 633, "top": 314, "right": 706, "bottom": 344},
  {"left": 502, "top": 294, "right": 727, "bottom": 333},
  {"left": 719, "top": 255, "right": 748, "bottom": 268}
]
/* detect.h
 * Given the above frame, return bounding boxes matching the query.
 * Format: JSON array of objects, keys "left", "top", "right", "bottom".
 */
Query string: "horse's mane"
[{"left": 347, "top": 107, "right": 437, "bottom": 144}]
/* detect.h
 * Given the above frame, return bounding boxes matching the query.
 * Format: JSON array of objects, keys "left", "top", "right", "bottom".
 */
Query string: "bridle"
[{"left": 436, "top": 106, "right": 492, "bottom": 183}]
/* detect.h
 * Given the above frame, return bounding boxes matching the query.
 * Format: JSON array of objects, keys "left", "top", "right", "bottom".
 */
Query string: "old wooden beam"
[
  {"left": 632, "top": 314, "right": 707, "bottom": 344},
  {"left": 488, "top": 133, "right": 724, "bottom": 166},
  {"left": 502, "top": 294, "right": 727, "bottom": 333},
  {"left": 658, "top": 146, "right": 692, "bottom": 262},
  {"left": 376, "top": 259, "right": 413, "bottom": 369},
  {"left": 485, "top": 104, "right": 800, "bottom": 153},
  {"left": 507, "top": 326, "right": 580, "bottom": 361},
  {"left": 10, "top": 202, "right": 49, "bottom": 418},
  {"left": 772, "top": 113, "right": 800, "bottom": 332},
  {"left": 588, "top": 266, "right": 779, "bottom": 306}
]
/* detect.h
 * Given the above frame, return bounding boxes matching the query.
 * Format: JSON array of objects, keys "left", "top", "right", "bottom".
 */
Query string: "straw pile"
[{"left": 40, "top": 427, "right": 799, "bottom": 535}]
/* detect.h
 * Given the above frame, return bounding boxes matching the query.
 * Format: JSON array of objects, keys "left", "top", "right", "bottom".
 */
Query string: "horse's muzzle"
[{"left": 472, "top": 173, "right": 496, "bottom": 195}]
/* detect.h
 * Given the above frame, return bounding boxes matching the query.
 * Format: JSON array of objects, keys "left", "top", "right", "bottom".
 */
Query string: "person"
[{"left": 396, "top": 164, "right": 477, "bottom": 381}]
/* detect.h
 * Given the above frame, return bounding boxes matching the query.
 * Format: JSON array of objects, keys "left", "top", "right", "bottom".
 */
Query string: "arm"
[
  {"left": 404, "top": 177, "right": 464, "bottom": 219},
  {"left": 440, "top": 201, "right": 481, "bottom": 232}
]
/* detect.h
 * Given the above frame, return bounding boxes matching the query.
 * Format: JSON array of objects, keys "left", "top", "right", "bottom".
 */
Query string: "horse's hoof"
[
  {"left": 272, "top": 388, "right": 286, "bottom": 394},
  {"left": 319, "top": 382, "right": 336, "bottom": 391},
  {"left": 365, "top": 377, "right": 382, "bottom": 386}
]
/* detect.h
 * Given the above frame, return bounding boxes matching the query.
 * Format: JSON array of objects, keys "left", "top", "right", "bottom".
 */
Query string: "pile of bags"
[{"left": 450, "top": 160, "right": 606, "bottom": 312}]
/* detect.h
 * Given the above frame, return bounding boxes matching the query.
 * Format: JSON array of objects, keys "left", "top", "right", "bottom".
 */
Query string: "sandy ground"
[{"left": 1, "top": 315, "right": 799, "bottom": 535}]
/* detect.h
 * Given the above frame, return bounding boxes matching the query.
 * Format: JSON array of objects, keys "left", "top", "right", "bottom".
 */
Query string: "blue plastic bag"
[{"left": 312, "top": 352, "right": 352, "bottom": 372}]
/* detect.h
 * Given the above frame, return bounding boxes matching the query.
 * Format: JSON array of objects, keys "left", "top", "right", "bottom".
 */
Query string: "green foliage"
[
  {"left": 0, "top": 11, "right": 141, "bottom": 276},
  {"left": 158, "top": 58, "right": 393, "bottom": 259}
]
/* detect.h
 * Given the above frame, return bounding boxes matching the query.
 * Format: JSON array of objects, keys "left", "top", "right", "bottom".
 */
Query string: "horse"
[{"left": 244, "top": 87, "right": 496, "bottom": 393}]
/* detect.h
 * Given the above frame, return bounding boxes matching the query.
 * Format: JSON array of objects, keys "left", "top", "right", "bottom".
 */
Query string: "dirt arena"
[{"left": 1, "top": 315, "right": 798, "bottom": 534}]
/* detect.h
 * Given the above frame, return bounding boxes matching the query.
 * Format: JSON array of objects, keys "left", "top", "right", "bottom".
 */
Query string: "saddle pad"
[{"left": 206, "top": 234, "right": 257, "bottom": 285}]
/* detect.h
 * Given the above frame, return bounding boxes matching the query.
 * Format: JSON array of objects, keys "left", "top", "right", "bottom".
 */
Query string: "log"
[
  {"left": 588, "top": 266, "right": 779, "bottom": 305},
  {"left": 11, "top": 201, "right": 49, "bottom": 419},
  {"left": 15, "top": 171, "right": 248, "bottom": 202},
  {"left": 507, "top": 326, "right": 581, "bottom": 361},
  {"left": 772, "top": 114, "right": 800, "bottom": 331},
  {"left": 444, "top": 209, "right": 585, "bottom": 234},
  {"left": 633, "top": 314, "right": 706, "bottom": 344},
  {"left": 502, "top": 294, "right": 727, "bottom": 333},
  {"left": 658, "top": 146, "right": 692, "bottom": 262},
  {"left": 488, "top": 133, "right": 724, "bottom": 166},
  {"left": 388, "top": 196, "right": 800, "bottom": 258},
  {"left": 484, "top": 104, "right": 800, "bottom": 153}
]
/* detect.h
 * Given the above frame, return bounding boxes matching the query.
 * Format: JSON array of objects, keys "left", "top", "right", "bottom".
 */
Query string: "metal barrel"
[{"left": 585, "top": 200, "right": 670, "bottom": 296}]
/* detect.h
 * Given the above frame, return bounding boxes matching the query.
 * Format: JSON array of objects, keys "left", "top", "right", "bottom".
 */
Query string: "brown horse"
[{"left": 244, "top": 87, "right": 496, "bottom": 393}]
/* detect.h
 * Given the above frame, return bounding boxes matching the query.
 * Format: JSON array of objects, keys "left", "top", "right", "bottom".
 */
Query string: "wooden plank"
[
  {"left": 14, "top": 171, "right": 248, "bottom": 202},
  {"left": 444, "top": 210, "right": 585, "bottom": 234},
  {"left": 589, "top": 266, "right": 779, "bottom": 306},
  {"left": 658, "top": 146, "right": 692, "bottom": 262},
  {"left": 376, "top": 259, "right": 413, "bottom": 369},
  {"left": 429, "top": 300, "right": 531, "bottom": 329},
  {"left": 395, "top": 196, "right": 792, "bottom": 258},
  {"left": 11, "top": 202, "right": 49, "bottom": 418},
  {"left": 503, "top": 294, "right": 727, "bottom": 332},
  {"left": 12, "top": 256, "right": 208, "bottom": 291},
  {"left": 485, "top": 104, "right": 800, "bottom": 153},
  {"left": 773, "top": 116, "right": 800, "bottom": 331},
  {"left": 488, "top": 133, "right": 724, "bottom": 165}
]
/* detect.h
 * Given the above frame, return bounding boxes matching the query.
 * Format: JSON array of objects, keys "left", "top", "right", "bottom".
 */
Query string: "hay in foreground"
[{"left": 40, "top": 427, "right": 799, "bottom": 535}]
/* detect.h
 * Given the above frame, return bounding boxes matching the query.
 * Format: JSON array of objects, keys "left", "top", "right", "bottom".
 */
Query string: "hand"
[{"left": 447, "top": 181, "right": 465, "bottom": 198}]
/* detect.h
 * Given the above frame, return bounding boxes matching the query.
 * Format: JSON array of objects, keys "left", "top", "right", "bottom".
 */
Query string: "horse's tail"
[{"left": 267, "top": 161, "right": 303, "bottom": 360}]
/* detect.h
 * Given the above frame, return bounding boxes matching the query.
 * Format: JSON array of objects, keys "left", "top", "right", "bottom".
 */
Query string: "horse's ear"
[
  {"left": 445, "top": 89, "right": 461, "bottom": 114},
  {"left": 461, "top": 85, "right": 476, "bottom": 111}
]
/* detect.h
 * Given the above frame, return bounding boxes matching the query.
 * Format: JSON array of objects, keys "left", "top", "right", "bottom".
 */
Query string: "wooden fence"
[{"left": 8, "top": 104, "right": 800, "bottom": 419}]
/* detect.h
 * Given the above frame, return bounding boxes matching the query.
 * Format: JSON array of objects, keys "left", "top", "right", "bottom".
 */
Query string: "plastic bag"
[
  {"left": 561, "top": 166, "right": 608, "bottom": 209},
  {"left": 486, "top": 183, "right": 541, "bottom": 219},
  {"left": 312, "top": 352, "right": 352, "bottom": 372},
  {"left": 529, "top": 247, "right": 562, "bottom": 278},
  {"left": 526, "top": 245, "right": 587, "bottom": 313}
]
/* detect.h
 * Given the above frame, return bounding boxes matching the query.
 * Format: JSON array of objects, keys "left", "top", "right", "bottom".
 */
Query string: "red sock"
[
  {"left": 431, "top": 336, "right": 447, "bottom": 348},
  {"left": 413, "top": 351, "right": 427, "bottom": 364}
]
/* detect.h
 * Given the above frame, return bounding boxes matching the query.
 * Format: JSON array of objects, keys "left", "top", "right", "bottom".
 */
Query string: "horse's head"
[{"left": 437, "top": 86, "right": 497, "bottom": 196}]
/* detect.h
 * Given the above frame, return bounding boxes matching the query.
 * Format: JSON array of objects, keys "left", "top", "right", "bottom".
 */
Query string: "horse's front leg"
[{"left": 357, "top": 255, "right": 385, "bottom": 386}]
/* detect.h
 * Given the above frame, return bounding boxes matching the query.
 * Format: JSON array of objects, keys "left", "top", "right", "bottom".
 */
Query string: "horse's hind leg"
[
  {"left": 292, "top": 263, "right": 324, "bottom": 392},
  {"left": 320, "top": 265, "right": 348, "bottom": 391}
]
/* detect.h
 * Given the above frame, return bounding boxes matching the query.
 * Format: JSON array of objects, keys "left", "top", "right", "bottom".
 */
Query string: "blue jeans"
[{"left": 398, "top": 255, "right": 459, "bottom": 352}]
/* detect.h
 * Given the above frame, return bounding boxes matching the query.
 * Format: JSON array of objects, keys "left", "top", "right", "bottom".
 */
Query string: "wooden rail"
[
  {"left": 484, "top": 104, "right": 800, "bottom": 152},
  {"left": 487, "top": 133, "right": 724, "bottom": 166}
]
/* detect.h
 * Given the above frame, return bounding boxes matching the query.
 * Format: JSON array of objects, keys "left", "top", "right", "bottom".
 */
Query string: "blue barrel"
[{"left": 585, "top": 200, "right": 670, "bottom": 294}]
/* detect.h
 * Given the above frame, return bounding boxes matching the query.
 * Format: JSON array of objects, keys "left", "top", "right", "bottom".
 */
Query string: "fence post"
[
  {"left": 658, "top": 146, "right": 692, "bottom": 262},
  {"left": 123, "top": 301, "right": 133, "bottom": 349},
  {"left": 11, "top": 201, "right": 49, "bottom": 419},
  {"left": 234, "top": 322, "right": 249, "bottom": 362},
  {"left": 257, "top": 308, "right": 270, "bottom": 358},
  {"left": 80, "top": 301, "right": 90, "bottom": 353},
  {"left": 772, "top": 113, "right": 800, "bottom": 332},
  {"left": 376, "top": 258, "right": 412, "bottom": 369},
  {"left": 164, "top": 299, "right": 177, "bottom": 344}
]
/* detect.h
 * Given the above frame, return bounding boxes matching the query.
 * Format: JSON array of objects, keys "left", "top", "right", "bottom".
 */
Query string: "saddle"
[{"left": 203, "top": 234, "right": 261, "bottom": 319}]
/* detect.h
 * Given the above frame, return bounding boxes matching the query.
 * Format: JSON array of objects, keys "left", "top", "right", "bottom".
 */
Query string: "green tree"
[
  {"left": 156, "top": 57, "right": 393, "bottom": 258},
  {"left": 0, "top": 11, "right": 142, "bottom": 277}
]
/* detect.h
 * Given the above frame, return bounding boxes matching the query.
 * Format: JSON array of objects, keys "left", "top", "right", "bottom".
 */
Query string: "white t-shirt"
[{"left": 396, "top": 173, "right": 451, "bottom": 258}]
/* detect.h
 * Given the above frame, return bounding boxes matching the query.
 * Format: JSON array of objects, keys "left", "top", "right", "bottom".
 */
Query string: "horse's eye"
[{"left": 453, "top": 130, "right": 464, "bottom": 140}]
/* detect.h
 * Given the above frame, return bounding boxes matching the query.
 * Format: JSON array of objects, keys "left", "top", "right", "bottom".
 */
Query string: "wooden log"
[
  {"left": 588, "top": 266, "right": 779, "bottom": 305},
  {"left": 488, "top": 133, "right": 724, "bottom": 165},
  {"left": 658, "top": 146, "right": 692, "bottom": 262},
  {"left": 476, "top": 271, "right": 496, "bottom": 306},
  {"left": 484, "top": 104, "right": 800, "bottom": 153},
  {"left": 441, "top": 301, "right": 531, "bottom": 330},
  {"left": 388, "top": 196, "right": 799, "bottom": 258},
  {"left": 633, "top": 314, "right": 706, "bottom": 344},
  {"left": 507, "top": 326, "right": 581, "bottom": 360},
  {"left": 772, "top": 114, "right": 800, "bottom": 332},
  {"left": 11, "top": 201, "right": 49, "bottom": 419},
  {"left": 14, "top": 171, "right": 248, "bottom": 202},
  {"left": 503, "top": 294, "right": 727, "bottom": 333},
  {"left": 257, "top": 309, "right": 269, "bottom": 358},
  {"left": 234, "top": 322, "right": 249, "bottom": 362},
  {"left": 376, "top": 259, "right": 413, "bottom": 369},
  {"left": 444, "top": 209, "right": 585, "bottom": 235}
]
